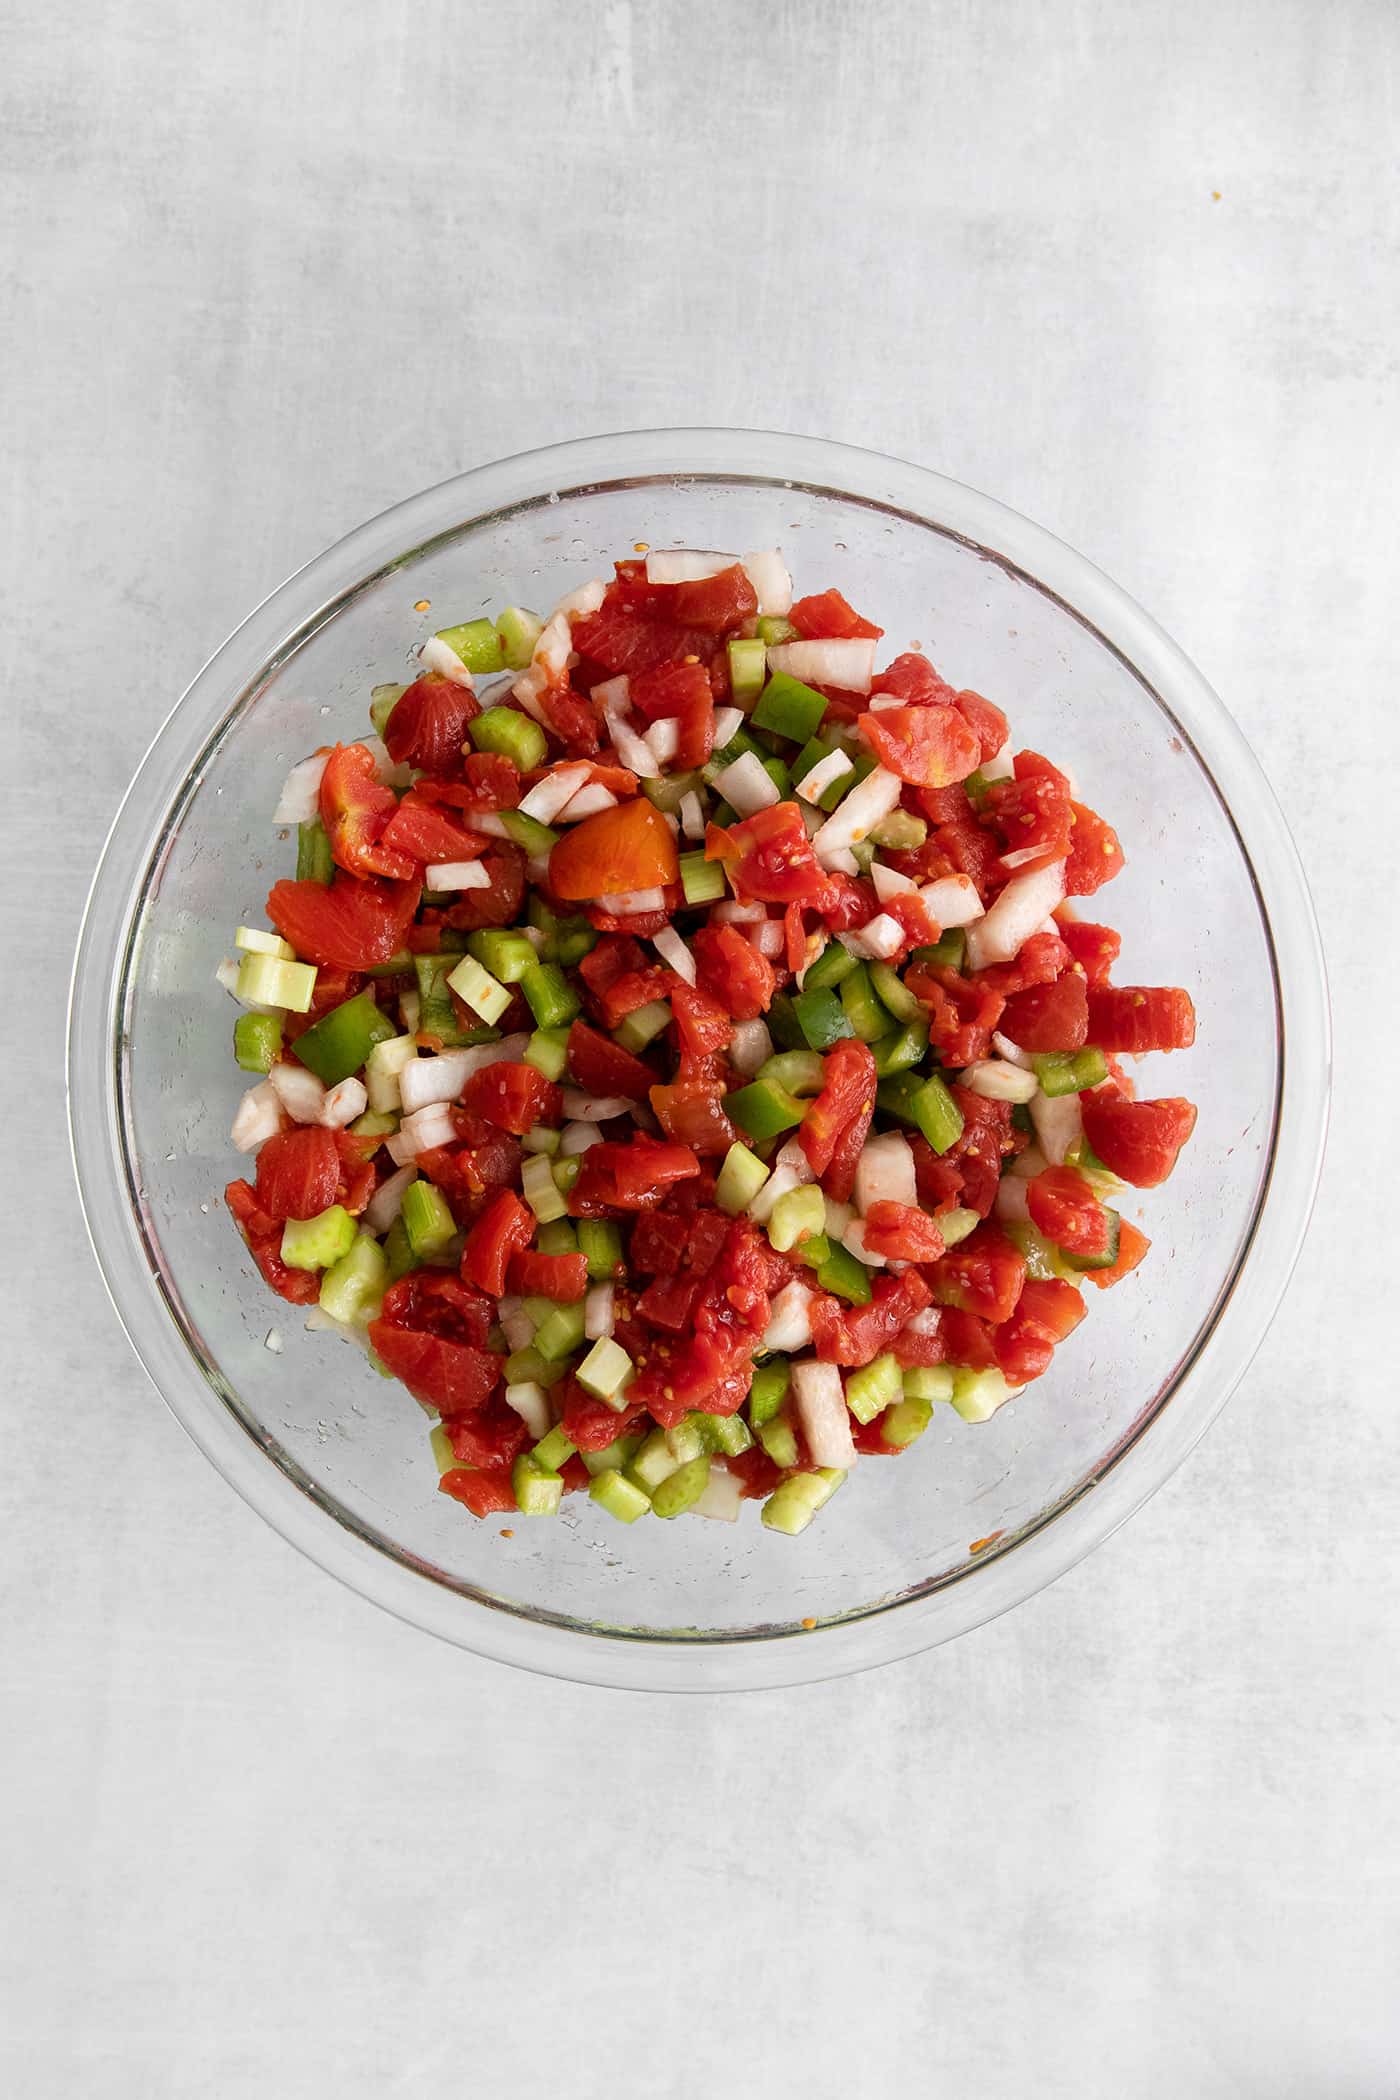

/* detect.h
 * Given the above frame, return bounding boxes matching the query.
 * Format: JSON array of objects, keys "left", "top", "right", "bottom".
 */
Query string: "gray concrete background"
[{"left": 5, "top": 1, "right": 1398, "bottom": 2093}]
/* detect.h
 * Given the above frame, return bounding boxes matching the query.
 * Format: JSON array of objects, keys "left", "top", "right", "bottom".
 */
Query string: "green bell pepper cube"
[
  {"left": 817, "top": 1241, "right": 872, "bottom": 1304},
  {"left": 791, "top": 984, "right": 856, "bottom": 1051},
  {"left": 294, "top": 989, "right": 397, "bottom": 1086},
  {"left": 876, "top": 1070, "right": 924, "bottom": 1126},
  {"left": 801, "top": 940, "right": 859, "bottom": 993},
  {"left": 753, "top": 671, "right": 829, "bottom": 744},
  {"left": 413, "top": 954, "right": 496, "bottom": 1049},
  {"left": 869, "top": 961, "right": 922, "bottom": 1024},
  {"left": 912, "top": 928, "right": 967, "bottom": 972},
  {"left": 724, "top": 1078, "right": 807, "bottom": 1142},
  {"left": 520, "top": 961, "right": 581, "bottom": 1031},
  {"left": 757, "top": 1049, "right": 826, "bottom": 1096},
  {"left": 871, "top": 1022, "right": 930, "bottom": 1078},
  {"left": 839, "top": 963, "right": 890, "bottom": 1044},
  {"left": 764, "top": 993, "right": 807, "bottom": 1052},
  {"left": 296, "top": 818, "right": 334, "bottom": 885},
  {"left": 234, "top": 1012, "right": 283, "bottom": 1074},
  {"left": 747, "top": 1358, "right": 790, "bottom": 1427},
  {"left": 466, "top": 929, "right": 537, "bottom": 984},
  {"left": 1032, "top": 1047, "right": 1110, "bottom": 1098},
  {"left": 910, "top": 1072, "right": 965, "bottom": 1155}
]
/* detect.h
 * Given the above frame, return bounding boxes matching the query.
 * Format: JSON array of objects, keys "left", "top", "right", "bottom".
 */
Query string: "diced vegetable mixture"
[{"left": 220, "top": 550, "right": 1197, "bottom": 1536}]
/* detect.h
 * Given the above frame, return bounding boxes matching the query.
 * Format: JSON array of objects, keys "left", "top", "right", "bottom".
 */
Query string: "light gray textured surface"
[{"left": 5, "top": 1, "right": 1398, "bottom": 2093}]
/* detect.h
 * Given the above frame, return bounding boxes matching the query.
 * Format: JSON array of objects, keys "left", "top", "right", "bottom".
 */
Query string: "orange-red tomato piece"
[{"left": 548, "top": 796, "right": 679, "bottom": 901}]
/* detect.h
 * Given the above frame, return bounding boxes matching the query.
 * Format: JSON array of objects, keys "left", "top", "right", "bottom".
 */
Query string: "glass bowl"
[{"left": 67, "top": 430, "right": 1329, "bottom": 1691}]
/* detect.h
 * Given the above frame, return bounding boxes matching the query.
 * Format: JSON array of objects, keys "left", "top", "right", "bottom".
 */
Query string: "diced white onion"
[
  {"left": 841, "top": 1217, "right": 888, "bottom": 1270},
  {"left": 497, "top": 1296, "right": 535, "bottom": 1353},
  {"left": 645, "top": 717, "right": 680, "bottom": 768},
  {"left": 1030, "top": 1089, "right": 1083, "bottom": 1166},
  {"left": 645, "top": 549, "right": 737, "bottom": 583},
  {"left": 871, "top": 861, "right": 918, "bottom": 900},
  {"left": 361, "top": 735, "right": 410, "bottom": 788},
  {"left": 1010, "top": 1142, "right": 1050, "bottom": 1181},
  {"left": 994, "top": 1176, "right": 1032, "bottom": 1223},
  {"left": 590, "top": 675, "right": 631, "bottom": 711},
  {"left": 915, "top": 876, "right": 980, "bottom": 929},
  {"left": 962, "top": 1059, "right": 1040, "bottom": 1103},
  {"left": 533, "top": 611, "right": 574, "bottom": 680},
  {"left": 552, "top": 577, "right": 606, "bottom": 619},
  {"left": 693, "top": 1460, "right": 743, "bottom": 1522},
  {"left": 519, "top": 762, "right": 593, "bottom": 824},
  {"left": 713, "top": 898, "right": 767, "bottom": 924},
  {"left": 597, "top": 887, "right": 666, "bottom": 915},
  {"left": 767, "top": 638, "right": 876, "bottom": 694},
  {"left": 398, "top": 1051, "right": 473, "bottom": 1114},
  {"left": 562, "top": 1090, "right": 630, "bottom": 1122},
  {"left": 854, "top": 1132, "right": 918, "bottom": 1216},
  {"left": 231, "top": 1080, "right": 283, "bottom": 1153},
  {"left": 510, "top": 663, "right": 550, "bottom": 722},
  {"left": 823, "top": 847, "right": 860, "bottom": 875},
  {"left": 742, "top": 548, "right": 792, "bottom": 616},
  {"left": 424, "top": 859, "right": 491, "bottom": 892},
  {"left": 269, "top": 1062, "right": 327, "bottom": 1123},
  {"left": 796, "top": 749, "right": 854, "bottom": 804},
  {"left": 467, "top": 811, "right": 512, "bottom": 839},
  {"left": 713, "top": 751, "right": 780, "bottom": 817},
  {"left": 385, "top": 1100, "right": 458, "bottom": 1164},
  {"left": 762, "top": 1280, "right": 816, "bottom": 1352},
  {"left": 904, "top": 1307, "right": 943, "bottom": 1340},
  {"left": 584, "top": 1284, "right": 615, "bottom": 1340},
  {"left": 264, "top": 1329, "right": 283, "bottom": 1354},
  {"left": 365, "top": 1162, "right": 417, "bottom": 1233},
  {"left": 603, "top": 709, "right": 661, "bottom": 778},
  {"left": 679, "top": 791, "right": 705, "bottom": 841},
  {"left": 823, "top": 1196, "right": 855, "bottom": 1239},
  {"left": 866, "top": 694, "right": 903, "bottom": 713},
  {"left": 992, "top": 1031, "right": 1034, "bottom": 1068},
  {"left": 811, "top": 765, "right": 902, "bottom": 858},
  {"left": 398, "top": 988, "right": 421, "bottom": 1034},
  {"left": 304, "top": 1305, "right": 374, "bottom": 1352},
  {"left": 559, "top": 1120, "right": 603, "bottom": 1156},
  {"left": 792, "top": 1361, "right": 858, "bottom": 1470},
  {"left": 652, "top": 927, "right": 696, "bottom": 983},
  {"left": 319, "top": 1076, "right": 368, "bottom": 1129},
  {"left": 420, "top": 635, "right": 475, "bottom": 688},
  {"left": 748, "top": 918, "right": 784, "bottom": 958},
  {"left": 964, "top": 860, "right": 1066, "bottom": 972},
  {"left": 729, "top": 1018, "right": 772, "bottom": 1077},
  {"left": 272, "top": 751, "right": 330, "bottom": 825},
  {"left": 504, "top": 1381, "right": 552, "bottom": 1440},
  {"left": 839, "top": 912, "right": 903, "bottom": 961},
  {"left": 713, "top": 706, "right": 745, "bottom": 747},
  {"left": 981, "top": 741, "right": 1015, "bottom": 783}
]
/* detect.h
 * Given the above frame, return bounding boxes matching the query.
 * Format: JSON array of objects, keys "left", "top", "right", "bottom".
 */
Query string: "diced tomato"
[
  {"left": 579, "top": 933, "right": 649, "bottom": 996},
  {"left": 443, "top": 1403, "right": 531, "bottom": 1471},
  {"left": 952, "top": 689, "right": 1009, "bottom": 761},
  {"left": 1080, "top": 1089, "right": 1198, "bottom": 1187},
  {"left": 822, "top": 1094, "right": 876, "bottom": 1203},
  {"left": 975, "top": 930, "right": 1073, "bottom": 998},
  {"left": 872, "top": 653, "right": 956, "bottom": 704},
  {"left": 649, "top": 1079, "right": 736, "bottom": 1155},
  {"left": 555, "top": 1375, "right": 645, "bottom": 1451},
  {"left": 383, "top": 673, "right": 479, "bottom": 774},
  {"left": 462, "top": 1061, "right": 562, "bottom": 1136},
  {"left": 816, "top": 871, "right": 878, "bottom": 932},
  {"left": 566, "top": 1019, "right": 657, "bottom": 1100},
  {"left": 999, "top": 972, "right": 1088, "bottom": 1052},
  {"left": 378, "top": 1270, "right": 493, "bottom": 1345},
  {"left": 891, "top": 1311, "right": 946, "bottom": 1367},
  {"left": 1064, "top": 801, "right": 1125, "bottom": 895},
  {"left": 224, "top": 1179, "right": 320, "bottom": 1304},
  {"left": 726, "top": 1446, "right": 783, "bottom": 1500},
  {"left": 1085, "top": 1216, "right": 1151, "bottom": 1289},
  {"left": 418, "top": 752, "right": 522, "bottom": 812},
  {"left": 704, "top": 801, "right": 834, "bottom": 909},
  {"left": 506, "top": 1249, "right": 589, "bottom": 1301},
  {"left": 929, "top": 1222, "right": 1026, "bottom": 1324},
  {"left": 684, "top": 1207, "right": 732, "bottom": 1276},
  {"left": 669, "top": 979, "right": 734, "bottom": 1062},
  {"left": 810, "top": 1270, "right": 933, "bottom": 1368},
  {"left": 912, "top": 794, "right": 1005, "bottom": 895},
  {"left": 943, "top": 1087, "right": 1017, "bottom": 1218},
  {"left": 1057, "top": 917, "right": 1121, "bottom": 985},
  {"left": 549, "top": 796, "right": 679, "bottom": 902},
  {"left": 939, "top": 1307, "right": 997, "bottom": 1370},
  {"left": 635, "top": 1272, "right": 701, "bottom": 1331},
  {"left": 799, "top": 1039, "right": 876, "bottom": 1178},
  {"left": 439, "top": 1465, "right": 517, "bottom": 1517},
  {"left": 369, "top": 1322, "right": 500, "bottom": 1416},
  {"left": 691, "top": 923, "right": 776, "bottom": 1021},
  {"left": 783, "top": 903, "right": 808, "bottom": 975},
  {"left": 572, "top": 600, "right": 719, "bottom": 680},
  {"left": 626, "top": 1326, "right": 754, "bottom": 1427},
  {"left": 667, "top": 564, "right": 758, "bottom": 633},
  {"left": 859, "top": 705, "right": 981, "bottom": 788},
  {"left": 991, "top": 1277, "right": 1087, "bottom": 1384},
  {"left": 860, "top": 1201, "right": 946, "bottom": 1263},
  {"left": 317, "top": 743, "right": 415, "bottom": 880},
  {"left": 592, "top": 963, "right": 674, "bottom": 1031},
  {"left": 570, "top": 1136, "right": 701, "bottom": 1213},
  {"left": 984, "top": 751, "right": 1074, "bottom": 872},
  {"left": 904, "top": 965, "right": 1005, "bottom": 1067},
  {"left": 268, "top": 873, "right": 419, "bottom": 970},
  {"left": 253, "top": 1125, "right": 340, "bottom": 1221},
  {"left": 459, "top": 1187, "right": 535, "bottom": 1297},
  {"left": 444, "top": 843, "right": 527, "bottom": 932},
  {"left": 379, "top": 791, "right": 485, "bottom": 868},
  {"left": 417, "top": 1123, "right": 524, "bottom": 1226},
  {"left": 909, "top": 1134, "right": 963, "bottom": 1214},
  {"left": 789, "top": 588, "right": 883, "bottom": 641},
  {"left": 1026, "top": 1166, "right": 1111, "bottom": 1258},
  {"left": 1085, "top": 986, "right": 1196, "bottom": 1054},
  {"left": 333, "top": 1128, "right": 376, "bottom": 1216},
  {"left": 536, "top": 681, "right": 601, "bottom": 756},
  {"left": 628, "top": 1210, "right": 692, "bottom": 1276},
  {"left": 629, "top": 661, "right": 715, "bottom": 770}
]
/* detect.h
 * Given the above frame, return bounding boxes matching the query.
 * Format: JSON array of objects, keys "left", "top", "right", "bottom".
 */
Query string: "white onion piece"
[
  {"left": 729, "top": 1018, "right": 772, "bottom": 1077},
  {"left": 903, "top": 1307, "right": 943, "bottom": 1340},
  {"left": 270, "top": 1062, "right": 327, "bottom": 1123},
  {"left": 652, "top": 927, "right": 696, "bottom": 983},
  {"left": 420, "top": 634, "right": 475, "bottom": 688},
  {"left": 562, "top": 1090, "right": 630, "bottom": 1122},
  {"left": 603, "top": 709, "right": 661, "bottom": 778},
  {"left": 496, "top": 1296, "right": 534, "bottom": 1353},
  {"left": 866, "top": 694, "right": 903, "bottom": 713},
  {"left": 871, "top": 861, "right": 918, "bottom": 901},
  {"left": 361, "top": 735, "right": 411, "bottom": 789},
  {"left": 467, "top": 810, "right": 512, "bottom": 839},
  {"left": 398, "top": 1036, "right": 530, "bottom": 1114},
  {"left": 425, "top": 859, "right": 491, "bottom": 892},
  {"left": 645, "top": 717, "right": 680, "bottom": 767},
  {"left": 693, "top": 1460, "right": 743, "bottom": 1522},
  {"left": 994, "top": 1176, "right": 1032, "bottom": 1224},
  {"left": 231, "top": 1080, "right": 283, "bottom": 1153},
  {"left": 712, "top": 706, "right": 745, "bottom": 747},
  {"left": 504, "top": 1381, "right": 552, "bottom": 1440},
  {"left": 823, "top": 1196, "right": 855, "bottom": 1240},
  {"left": 854, "top": 1132, "right": 918, "bottom": 1216},
  {"left": 590, "top": 675, "right": 631, "bottom": 710},
  {"left": 645, "top": 549, "right": 736, "bottom": 583},
  {"left": 273, "top": 751, "right": 330, "bottom": 824},
  {"left": 839, "top": 912, "right": 903, "bottom": 961},
  {"left": 763, "top": 1280, "right": 816, "bottom": 1353},
  {"left": 304, "top": 1305, "right": 374, "bottom": 1352},
  {"left": 519, "top": 762, "right": 592, "bottom": 824},
  {"left": 992, "top": 1031, "right": 1034, "bottom": 1069},
  {"left": 919, "top": 873, "right": 984, "bottom": 928},
  {"left": 319, "top": 1076, "right": 368, "bottom": 1129},
  {"left": 811, "top": 765, "right": 902, "bottom": 858},
  {"left": 962, "top": 1059, "right": 1040, "bottom": 1104},
  {"left": 597, "top": 886, "right": 666, "bottom": 915},
  {"left": 796, "top": 749, "right": 854, "bottom": 804},
  {"left": 386, "top": 1101, "right": 458, "bottom": 1164},
  {"left": 792, "top": 1361, "right": 858, "bottom": 1470},
  {"left": 398, "top": 988, "right": 420, "bottom": 1033},
  {"left": 510, "top": 663, "right": 550, "bottom": 723},
  {"left": 981, "top": 741, "right": 1015, "bottom": 783},
  {"left": 1010, "top": 1142, "right": 1050, "bottom": 1182},
  {"left": 558, "top": 782, "right": 621, "bottom": 823},
  {"left": 841, "top": 1217, "right": 888, "bottom": 1270},
  {"left": 559, "top": 1120, "right": 604, "bottom": 1156},
  {"left": 713, "top": 898, "right": 767, "bottom": 924},
  {"left": 552, "top": 577, "right": 606, "bottom": 619},
  {"left": 964, "top": 860, "right": 1066, "bottom": 971},
  {"left": 749, "top": 1157, "right": 815, "bottom": 1229},
  {"left": 365, "top": 1162, "right": 417, "bottom": 1233},
  {"left": 1030, "top": 1089, "right": 1083, "bottom": 1166},
  {"left": 767, "top": 637, "right": 876, "bottom": 694},
  {"left": 742, "top": 548, "right": 792, "bottom": 616},
  {"left": 679, "top": 791, "right": 705, "bottom": 841},
  {"left": 748, "top": 918, "right": 784, "bottom": 958},
  {"left": 533, "top": 611, "right": 574, "bottom": 680},
  {"left": 584, "top": 1284, "right": 615, "bottom": 1340},
  {"left": 823, "top": 847, "right": 860, "bottom": 875}
]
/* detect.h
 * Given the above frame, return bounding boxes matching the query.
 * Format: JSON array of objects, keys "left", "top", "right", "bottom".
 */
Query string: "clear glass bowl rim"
[{"left": 67, "top": 427, "right": 1330, "bottom": 1692}]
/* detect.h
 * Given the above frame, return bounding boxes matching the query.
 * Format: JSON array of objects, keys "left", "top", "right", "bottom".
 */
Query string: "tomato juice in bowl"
[{"left": 68, "top": 430, "right": 1329, "bottom": 1689}]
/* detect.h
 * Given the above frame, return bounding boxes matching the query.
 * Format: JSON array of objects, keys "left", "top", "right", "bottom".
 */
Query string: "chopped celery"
[
  {"left": 435, "top": 617, "right": 505, "bottom": 674},
  {"left": 523, "top": 1026, "right": 570, "bottom": 1081},
  {"left": 839, "top": 963, "right": 889, "bottom": 1044},
  {"left": 536, "top": 1219, "right": 579, "bottom": 1258},
  {"left": 369, "top": 682, "right": 406, "bottom": 739},
  {"left": 844, "top": 1352, "right": 902, "bottom": 1425},
  {"left": 642, "top": 768, "right": 705, "bottom": 815},
  {"left": 366, "top": 1032, "right": 419, "bottom": 1112},
  {"left": 882, "top": 1395, "right": 933, "bottom": 1447},
  {"left": 868, "top": 809, "right": 927, "bottom": 850},
  {"left": 236, "top": 925, "right": 295, "bottom": 959},
  {"left": 236, "top": 952, "right": 316, "bottom": 1014},
  {"left": 767, "top": 1183, "right": 826, "bottom": 1254},
  {"left": 939, "top": 1206, "right": 980, "bottom": 1248},
  {"left": 749, "top": 1358, "right": 792, "bottom": 1427},
  {"left": 715, "top": 1141, "right": 769, "bottom": 1216},
  {"left": 702, "top": 1411, "right": 754, "bottom": 1457},
  {"left": 911, "top": 1072, "right": 965, "bottom": 1155},
  {"left": 727, "top": 637, "right": 769, "bottom": 704},
  {"left": 500, "top": 809, "right": 559, "bottom": 856},
  {"left": 791, "top": 985, "right": 856, "bottom": 1051},
  {"left": 295, "top": 989, "right": 397, "bottom": 1086},
  {"left": 577, "top": 1218, "right": 625, "bottom": 1280},
  {"left": 413, "top": 955, "right": 483, "bottom": 1048},
  {"left": 382, "top": 1216, "right": 415, "bottom": 1284},
  {"left": 552, "top": 1156, "right": 581, "bottom": 1193},
  {"left": 470, "top": 705, "right": 546, "bottom": 771},
  {"left": 626, "top": 1430, "right": 684, "bottom": 1492},
  {"left": 234, "top": 1012, "right": 283, "bottom": 1074},
  {"left": 703, "top": 724, "right": 764, "bottom": 782},
  {"left": 753, "top": 671, "right": 828, "bottom": 743},
  {"left": 576, "top": 1335, "right": 633, "bottom": 1404},
  {"left": 817, "top": 1241, "right": 872, "bottom": 1304},
  {"left": 521, "top": 1152, "right": 568, "bottom": 1224},
  {"left": 724, "top": 1077, "right": 807, "bottom": 1142},
  {"left": 520, "top": 962, "right": 580, "bottom": 1031},
  {"left": 757, "top": 1049, "right": 825, "bottom": 1096},
  {"left": 296, "top": 817, "right": 334, "bottom": 885},
  {"left": 615, "top": 1000, "right": 671, "bottom": 1052},
  {"left": 535, "top": 1301, "right": 589, "bottom": 1363},
  {"left": 949, "top": 1367, "right": 1015, "bottom": 1422},
  {"left": 761, "top": 1467, "right": 845, "bottom": 1535},
  {"left": 1033, "top": 1047, "right": 1110, "bottom": 1097},
  {"left": 651, "top": 1455, "right": 711, "bottom": 1519},
  {"left": 871, "top": 1023, "right": 929, "bottom": 1078},
  {"left": 466, "top": 928, "right": 537, "bottom": 984},
  {"left": 869, "top": 961, "right": 922, "bottom": 1024},
  {"left": 532, "top": 1425, "right": 577, "bottom": 1473},
  {"left": 401, "top": 1181, "right": 456, "bottom": 1260},
  {"left": 496, "top": 605, "right": 545, "bottom": 671},
  {"left": 553, "top": 917, "right": 597, "bottom": 968},
  {"left": 1005, "top": 1219, "right": 1074, "bottom": 1282},
  {"left": 280, "top": 1204, "right": 356, "bottom": 1272},
  {"left": 512, "top": 1453, "right": 564, "bottom": 1516},
  {"left": 756, "top": 614, "right": 799, "bottom": 646},
  {"left": 664, "top": 1416, "right": 709, "bottom": 1464},
  {"left": 903, "top": 1365, "right": 954, "bottom": 1404},
  {"left": 446, "top": 953, "right": 511, "bottom": 1026},
  {"left": 757, "top": 1413, "right": 800, "bottom": 1469},
  {"left": 581, "top": 1433, "right": 644, "bottom": 1477},
  {"left": 679, "top": 851, "right": 726, "bottom": 905},
  {"left": 504, "top": 1345, "right": 568, "bottom": 1389},
  {"left": 318, "top": 1231, "right": 387, "bottom": 1326},
  {"left": 877, "top": 1070, "right": 924, "bottom": 1127},
  {"left": 761, "top": 755, "right": 793, "bottom": 799},
  {"left": 590, "top": 1468, "right": 652, "bottom": 1523},
  {"left": 801, "top": 940, "right": 859, "bottom": 993},
  {"left": 348, "top": 1108, "right": 398, "bottom": 1138},
  {"left": 913, "top": 928, "right": 967, "bottom": 972}
]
